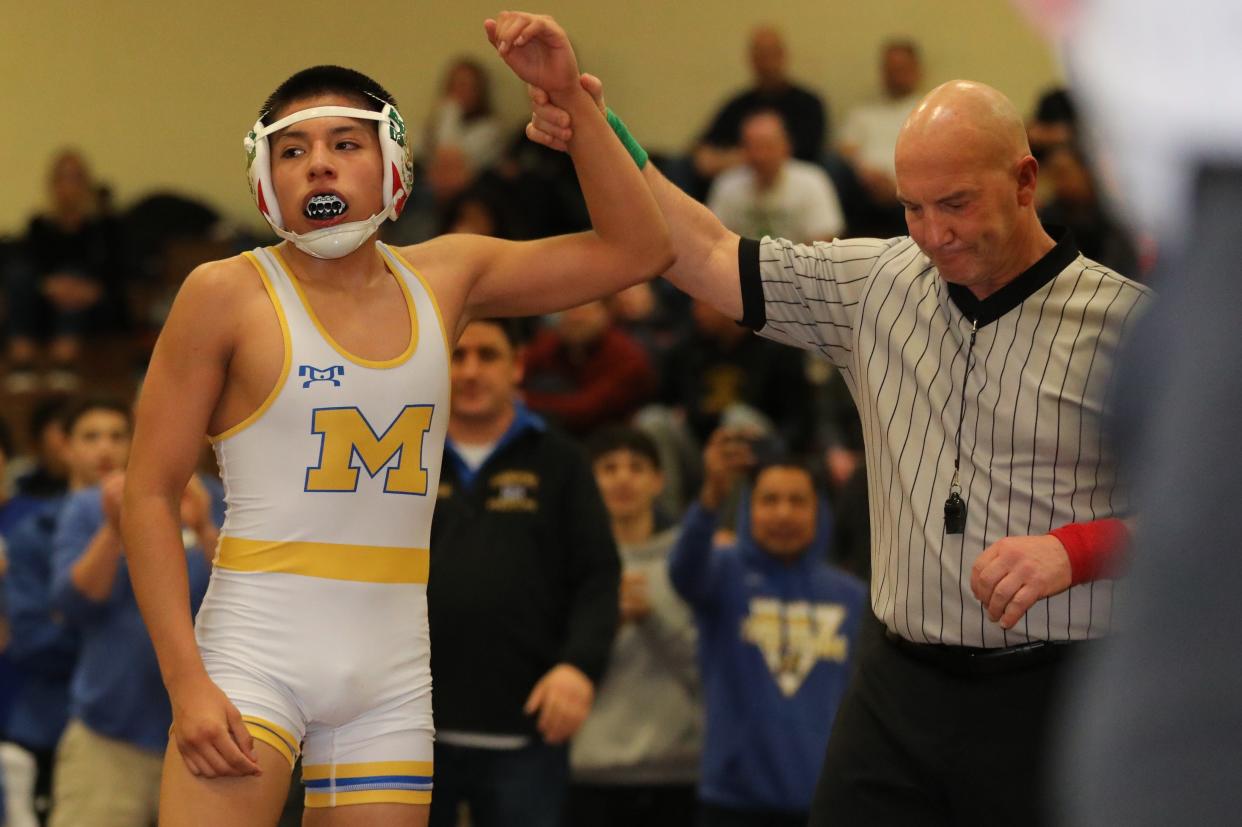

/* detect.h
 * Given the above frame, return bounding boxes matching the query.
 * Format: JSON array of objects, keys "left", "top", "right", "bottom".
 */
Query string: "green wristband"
[{"left": 605, "top": 108, "right": 649, "bottom": 169}]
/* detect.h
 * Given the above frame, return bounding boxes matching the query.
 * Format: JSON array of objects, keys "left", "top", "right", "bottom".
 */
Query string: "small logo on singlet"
[{"left": 300, "top": 365, "right": 345, "bottom": 388}]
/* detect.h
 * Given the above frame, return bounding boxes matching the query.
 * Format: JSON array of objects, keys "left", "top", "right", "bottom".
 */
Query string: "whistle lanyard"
[{"left": 945, "top": 316, "right": 978, "bottom": 534}]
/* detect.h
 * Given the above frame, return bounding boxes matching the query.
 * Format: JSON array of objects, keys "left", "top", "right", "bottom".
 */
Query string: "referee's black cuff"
[{"left": 738, "top": 237, "right": 766, "bottom": 331}]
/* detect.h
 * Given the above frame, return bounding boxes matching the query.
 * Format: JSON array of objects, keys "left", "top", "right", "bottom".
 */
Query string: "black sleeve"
[
  {"left": 738, "top": 236, "right": 766, "bottom": 331},
  {"left": 556, "top": 441, "right": 621, "bottom": 684}
]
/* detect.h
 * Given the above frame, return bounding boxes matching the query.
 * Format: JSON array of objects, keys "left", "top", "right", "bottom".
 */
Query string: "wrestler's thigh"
[{"left": 158, "top": 739, "right": 292, "bottom": 827}]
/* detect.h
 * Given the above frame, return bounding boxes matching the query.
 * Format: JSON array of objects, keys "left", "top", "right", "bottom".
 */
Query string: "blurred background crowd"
[{"left": 0, "top": 5, "right": 1153, "bottom": 826}]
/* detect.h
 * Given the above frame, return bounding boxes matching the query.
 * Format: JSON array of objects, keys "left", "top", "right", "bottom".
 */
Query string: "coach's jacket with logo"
[{"left": 428, "top": 406, "right": 620, "bottom": 738}]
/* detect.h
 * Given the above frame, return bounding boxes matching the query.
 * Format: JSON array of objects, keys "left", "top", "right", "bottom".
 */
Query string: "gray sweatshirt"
[{"left": 570, "top": 526, "right": 703, "bottom": 785}]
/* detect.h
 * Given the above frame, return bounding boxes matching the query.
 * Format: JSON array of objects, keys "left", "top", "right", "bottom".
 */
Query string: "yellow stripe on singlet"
[
  {"left": 304, "top": 789, "right": 433, "bottom": 807},
  {"left": 215, "top": 537, "right": 429, "bottom": 584},
  {"left": 240, "top": 716, "right": 299, "bottom": 768}
]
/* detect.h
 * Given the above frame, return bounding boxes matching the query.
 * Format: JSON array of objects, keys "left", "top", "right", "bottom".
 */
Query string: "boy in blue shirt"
[
  {"left": 47, "top": 404, "right": 220, "bottom": 827},
  {"left": 2, "top": 396, "right": 130, "bottom": 827},
  {"left": 670, "top": 427, "right": 865, "bottom": 827}
]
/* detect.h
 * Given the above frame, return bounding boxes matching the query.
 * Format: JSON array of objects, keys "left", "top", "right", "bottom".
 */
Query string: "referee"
[{"left": 524, "top": 63, "right": 1151, "bottom": 825}]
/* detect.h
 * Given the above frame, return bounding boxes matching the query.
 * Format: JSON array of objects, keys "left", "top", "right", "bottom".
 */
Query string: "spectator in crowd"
[
  {"left": 0, "top": 399, "right": 72, "bottom": 540},
  {"left": 1026, "top": 86, "right": 1077, "bottom": 162},
  {"left": 522, "top": 301, "right": 657, "bottom": 437},
  {"left": 5, "top": 151, "right": 128, "bottom": 393},
  {"left": 423, "top": 57, "right": 507, "bottom": 173},
  {"left": 390, "top": 58, "right": 511, "bottom": 247},
  {"left": 693, "top": 27, "right": 827, "bottom": 187},
  {"left": 837, "top": 39, "right": 924, "bottom": 236},
  {"left": 606, "top": 281, "right": 692, "bottom": 365},
  {"left": 428, "top": 319, "right": 620, "bottom": 827},
  {"left": 48, "top": 409, "right": 218, "bottom": 827},
  {"left": 0, "top": 417, "right": 38, "bottom": 540},
  {"left": 707, "top": 110, "right": 845, "bottom": 243},
  {"left": 440, "top": 186, "right": 513, "bottom": 238},
  {"left": 569, "top": 427, "right": 701, "bottom": 827},
  {"left": 811, "top": 368, "right": 869, "bottom": 581},
  {"left": 670, "top": 427, "right": 865, "bottom": 827},
  {"left": 660, "top": 299, "right": 815, "bottom": 454},
  {"left": 1, "top": 397, "right": 130, "bottom": 827},
  {"left": 1039, "top": 141, "right": 1140, "bottom": 276}
]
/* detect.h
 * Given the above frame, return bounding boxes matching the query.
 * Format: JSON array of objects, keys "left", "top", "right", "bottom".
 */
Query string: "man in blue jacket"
[
  {"left": 2, "top": 397, "right": 132, "bottom": 827},
  {"left": 670, "top": 426, "right": 865, "bottom": 827},
  {"left": 48, "top": 427, "right": 220, "bottom": 827}
]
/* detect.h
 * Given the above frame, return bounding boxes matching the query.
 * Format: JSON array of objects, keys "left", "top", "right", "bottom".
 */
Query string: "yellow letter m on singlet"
[{"left": 305, "top": 405, "right": 434, "bottom": 495}]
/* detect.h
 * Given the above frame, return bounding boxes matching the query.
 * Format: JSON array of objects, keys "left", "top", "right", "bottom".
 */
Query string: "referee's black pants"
[{"left": 809, "top": 611, "right": 1085, "bottom": 827}]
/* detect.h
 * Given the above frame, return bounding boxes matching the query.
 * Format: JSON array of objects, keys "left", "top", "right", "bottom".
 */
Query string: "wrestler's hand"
[
  {"left": 524, "top": 663, "right": 594, "bottom": 744},
  {"left": 169, "top": 673, "right": 262, "bottom": 778},
  {"left": 970, "top": 534, "right": 1073, "bottom": 629},
  {"left": 526, "top": 73, "right": 607, "bottom": 152},
  {"left": 485, "top": 12, "right": 580, "bottom": 97}
]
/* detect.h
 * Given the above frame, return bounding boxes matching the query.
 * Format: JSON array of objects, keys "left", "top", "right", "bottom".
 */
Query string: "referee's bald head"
[
  {"left": 898, "top": 80, "right": 1030, "bottom": 169},
  {"left": 893, "top": 80, "right": 1046, "bottom": 300}
]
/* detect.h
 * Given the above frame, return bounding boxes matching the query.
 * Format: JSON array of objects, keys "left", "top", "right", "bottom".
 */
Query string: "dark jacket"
[{"left": 428, "top": 407, "right": 620, "bottom": 736}]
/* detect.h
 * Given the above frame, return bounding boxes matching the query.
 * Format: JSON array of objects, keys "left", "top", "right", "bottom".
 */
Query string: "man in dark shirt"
[
  {"left": 5, "top": 151, "right": 127, "bottom": 392},
  {"left": 428, "top": 318, "right": 620, "bottom": 827},
  {"left": 693, "top": 26, "right": 827, "bottom": 185}
]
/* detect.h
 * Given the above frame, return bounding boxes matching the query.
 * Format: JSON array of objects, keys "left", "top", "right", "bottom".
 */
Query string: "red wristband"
[{"left": 1049, "top": 518, "right": 1130, "bottom": 585}]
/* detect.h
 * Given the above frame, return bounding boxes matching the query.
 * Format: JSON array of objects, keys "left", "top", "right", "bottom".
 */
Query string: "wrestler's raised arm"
[{"left": 406, "top": 12, "right": 673, "bottom": 338}]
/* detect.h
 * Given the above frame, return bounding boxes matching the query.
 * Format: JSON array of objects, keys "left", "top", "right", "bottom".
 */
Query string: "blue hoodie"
[
  {"left": 669, "top": 493, "right": 866, "bottom": 813},
  {"left": 50, "top": 482, "right": 219, "bottom": 753},
  {"left": 3, "top": 498, "right": 77, "bottom": 750}
]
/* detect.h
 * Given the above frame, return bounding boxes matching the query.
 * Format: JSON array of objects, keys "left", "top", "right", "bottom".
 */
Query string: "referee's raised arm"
[
  {"left": 527, "top": 73, "right": 876, "bottom": 367},
  {"left": 527, "top": 75, "right": 746, "bottom": 319}
]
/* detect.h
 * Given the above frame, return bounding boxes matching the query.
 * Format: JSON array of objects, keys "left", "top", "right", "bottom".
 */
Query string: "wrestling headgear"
[{"left": 244, "top": 98, "right": 414, "bottom": 259}]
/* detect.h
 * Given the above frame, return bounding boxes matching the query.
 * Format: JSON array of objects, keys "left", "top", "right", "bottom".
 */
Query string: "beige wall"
[{"left": 1, "top": 0, "right": 1060, "bottom": 236}]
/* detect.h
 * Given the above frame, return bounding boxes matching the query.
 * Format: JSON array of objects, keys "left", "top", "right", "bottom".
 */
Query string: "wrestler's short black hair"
[
  {"left": 587, "top": 427, "right": 662, "bottom": 471},
  {"left": 63, "top": 396, "right": 132, "bottom": 437},
  {"left": 259, "top": 65, "right": 397, "bottom": 125}
]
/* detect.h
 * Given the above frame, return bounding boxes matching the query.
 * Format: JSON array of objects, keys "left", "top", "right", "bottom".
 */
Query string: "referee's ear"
[{"left": 1016, "top": 154, "right": 1040, "bottom": 207}]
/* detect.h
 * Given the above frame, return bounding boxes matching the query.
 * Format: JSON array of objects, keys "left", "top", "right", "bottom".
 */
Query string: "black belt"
[{"left": 883, "top": 629, "right": 1087, "bottom": 676}]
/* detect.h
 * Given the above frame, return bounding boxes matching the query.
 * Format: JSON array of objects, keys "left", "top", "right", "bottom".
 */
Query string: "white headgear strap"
[{"left": 244, "top": 102, "right": 413, "bottom": 259}]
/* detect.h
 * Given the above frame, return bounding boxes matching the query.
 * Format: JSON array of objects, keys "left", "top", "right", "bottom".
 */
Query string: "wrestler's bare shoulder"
[
  {"left": 391, "top": 234, "right": 485, "bottom": 279},
  {"left": 389, "top": 234, "right": 494, "bottom": 333},
  {"left": 161, "top": 253, "right": 276, "bottom": 352},
  {"left": 182, "top": 253, "right": 268, "bottom": 296},
  {"left": 173, "top": 253, "right": 272, "bottom": 315}
]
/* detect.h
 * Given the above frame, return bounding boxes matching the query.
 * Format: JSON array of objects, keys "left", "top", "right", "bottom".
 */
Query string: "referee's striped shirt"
[{"left": 739, "top": 229, "right": 1153, "bottom": 647}]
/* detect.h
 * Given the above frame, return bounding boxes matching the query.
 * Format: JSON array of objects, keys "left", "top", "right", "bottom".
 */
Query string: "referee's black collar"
[{"left": 945, "top": 226, "right": 1078, "bottom": 327}]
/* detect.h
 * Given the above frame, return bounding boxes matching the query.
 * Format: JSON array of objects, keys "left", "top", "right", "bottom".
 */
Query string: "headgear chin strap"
[{"left": 244, "top": 102, "right": 414, "bottom": 259}]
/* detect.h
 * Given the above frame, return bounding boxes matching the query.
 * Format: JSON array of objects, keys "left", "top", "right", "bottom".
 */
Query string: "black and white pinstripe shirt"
[{"left": 740, "top": 229, "right": 1152, "bottom": 646}]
